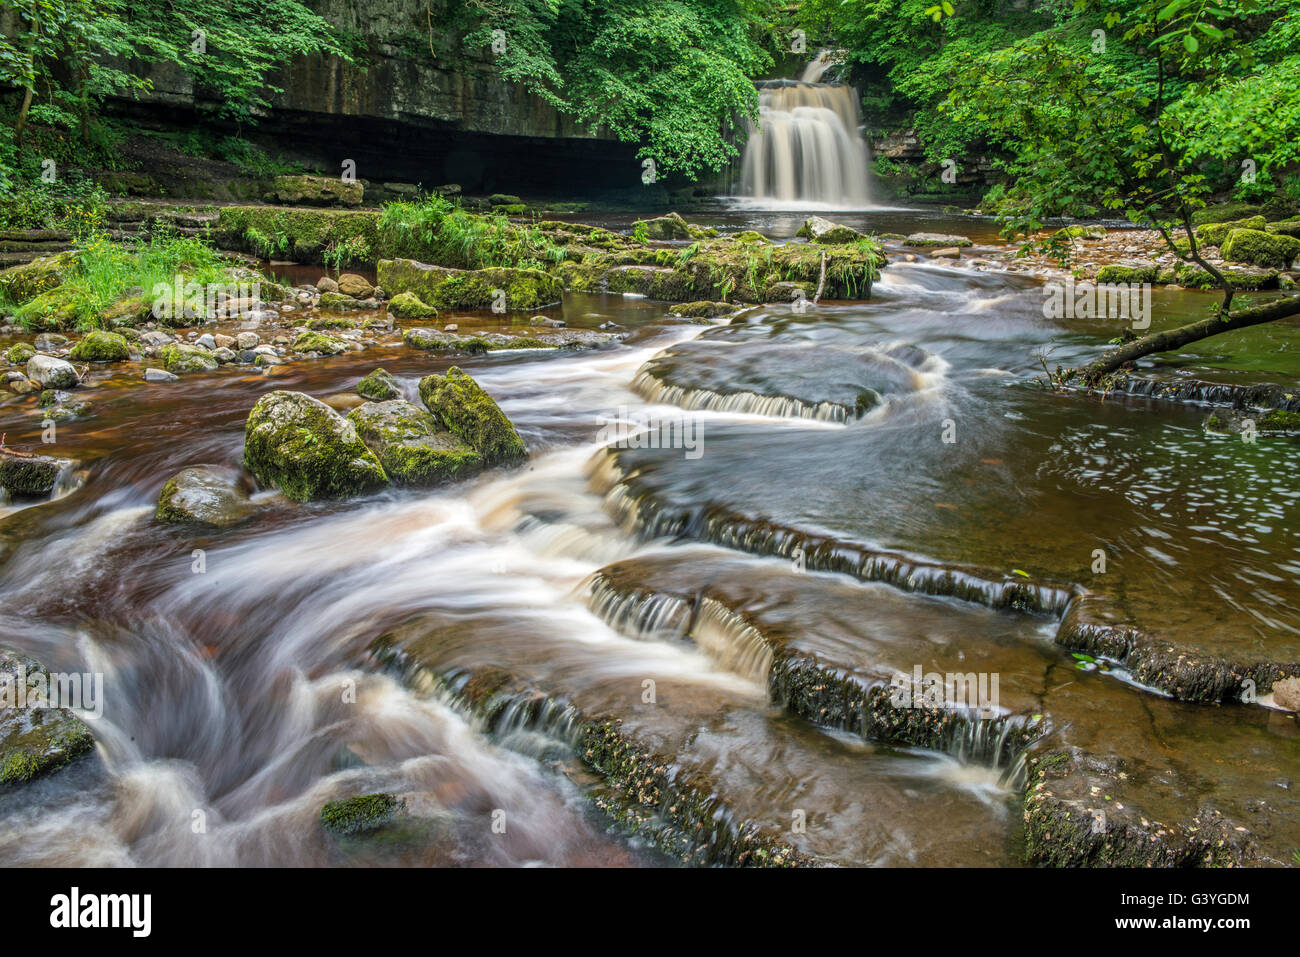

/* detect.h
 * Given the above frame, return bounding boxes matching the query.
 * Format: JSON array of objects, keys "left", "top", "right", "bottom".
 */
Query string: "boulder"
[
  {"left": 156, "top": 465, "right": 258, "bottom": 527},
  {"left": 33, "top": 333, "right": 70, "bottom": 352},
  {"left": 6, "top": 342, "right": 35, "bottom": 364},
  {"left": 25, "top": 355, "right": 78, "bottom": 389},
  {"left": 631, "top": 212, "right": 717, "bottom": 240},
  {"left": 1195, "top": 216, "right": 1267, "bottom": 247},
  {"left": 264, "top": 174, "right": 363, "bottom": 207},
  {"left": 902, "top": 232, "right": 973, "bottom": 248},
  {"left": 417, "top": 366, "right": 527, "bottom": 467},
  {"left": 317, "top": 292, "right": 372, "bottom": 311},
  {"left": 797, "top": 216, "right": 863, "bottom": 244},
  {"left": 1273, "top": 676, "right": 1300, "bottom": 712},
  {"left": 69, "top": 330, "right": 130, "bottom": 362},
  {"left": 317, "top": 276, "right": 339, "bottom": 294},
  {"left": 0, "top": 449, "right": 71, "bottom": 496},
  {"left": 336, "top": 273, "right": 375, "bottom": 298},
  {"left": 243, "top": 390, "right": 389, "bottom": 501},
  {"left": 357, "top": 367, "right": 402, "bottom": 401},
  {"left": 0, "top": 649, "right": 95, "bottom": 784},
  {"left": 291, "top": 332, "right": 347, "bottom": 355},
  {"left": 377, "top": 259, "right": 561, "bottom": 312},
  {"left": 159, "top": 343, "right": 218, "bottom": 374},
  {"left": 144, "top": 368, "right": 179, "bottom": 383},
  {"left": 1220, "top": 228, "right": 1300, "bottom": 270},
  {"left": 386, "top": 291, "right": 439, "bottom": 319},
  {"left": 347, "top": 399, "right": 481, "bottom": 486}
]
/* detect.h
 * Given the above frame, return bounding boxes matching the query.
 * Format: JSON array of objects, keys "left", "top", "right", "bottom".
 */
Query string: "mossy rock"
[
  {"left": 732, "top": 230, "right": 773, "bottom": 244},
  {"left": 1175, "top": 263, "right": 1278, "bottom": 290},
  {"left": 386, "top": 291, "right": 439, "bottom": 319},
  {"left": 6, "top": 342, "right": 35, "bottom": 364},
  {"left": 669, "top": 301, "right": 734, "bottom": 319},
  {"left": 305, "top": 316, "right": 356, "bottom": 331},
  {"left": 317, "top": 292, "right": 371, "bottom": 311},
  {"left": 377, "top": 259, "right": 562, "bottom": 311},
  {"left": 347, "top": 399, "right": 482, "bottom": 486},
  {"left": 1219, "top": 228, "right": 1300, "bottom": 270},
  {"left": 418, "top": 367, "right": 527, "bottom": 467},
  {"left": 1257, "top": 409, "right": 1300, "bottom": 432},
  {"left": 16, "top": 285, "right": 80, "bottom": 330},
  {"left": 1266, "top": 218, "right": 1300, "bottom": 238},
  {"left": 100, "top": 294, "right": 154, "bottom": 328},
  {"left": 1195, "top": 216, "right": 1267, "bottom": 247},
  {"left": 264, "top": 174, "right": 363, "bottom": 208},
  {"left": 160, "top": 343, "right": 218, "bottom": 374},
  {"left": 632, "top": 212, "right": 717, "bottom": 241},
  {"left": 402, "top": 327, "right": 491, "bottom": 354},
  {"left": 69, "top": 330, "right": 130, "bottom": 362},
  {"left": 0, "top": 649, "right": 95, "bottom": 785},
  {"left": 1096, "top": 264, "right": 1159, "bottom": 284},
  {"left": 489, "top": 194, "right": 523, "bottom": 207},
  {"left": 1190, "top": 202, "right": 1264, "bottom": 226},
  {"left": 797, "top": 216, "right": 863, "bottom": 244},
  {"left": 0, "top": 449, "right": 71, "bottom": 496},
  {"left": 0, "top": 250, "right": 78, "bottom": 305},
  {"left": 320, "top": 793, "right": 402, "bottom": 836},
  {"left": 292, "top": 331, "right": 347, "bottom": 355},
  {"left": 156, "top": 465, "right": 258, "bottom": 527},
  {"left": 1054, "top": 225, "right": 1107, "bottom": 240},
  {"left": 357, "top": 367, "right": 402, "bottom": 401},
  {"left": 243, "top": 390, "right": 389, "bottom": 501}
]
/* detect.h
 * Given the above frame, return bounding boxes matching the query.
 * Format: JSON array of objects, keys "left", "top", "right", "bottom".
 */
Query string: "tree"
[{"left": 941, "top": 0, "right": 1300, "bottom": 386}]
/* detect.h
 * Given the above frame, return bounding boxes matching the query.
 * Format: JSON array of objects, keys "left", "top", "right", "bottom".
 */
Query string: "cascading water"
[{"left": 735, "top": 51, "right": 872, "bottom": 207}]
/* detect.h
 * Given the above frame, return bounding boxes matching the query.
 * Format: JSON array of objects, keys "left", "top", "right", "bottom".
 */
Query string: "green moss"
[
  {"left": 669, "top": 300, "right": 733, "bottom": 318},
  {"left": 159, "top": 343, "right": 218, "bottom": 373},
  {"left": 69, "top": 330, "right": 130, "bottom": 362},
  {"left": 357, "top": 367, "right": 402, "bottom": 400},
  {"left": 378, "top": 259, "right": 562, "bottom": 312},
  {"left": 243, "top": 390, "right": 389, "bottom": 501},
  {"left": 320, "top": 793, "right": 402, "bottom": 836},
  {"left": 386, "top": 290, "right": 438, "bottom": 319},
  {"left": 291, "top": 331, "right": 347, "bottom": 355},
  {"left": 1257, "top": 409, "right": 1300, "bottom": 431},
  {"left": 1096, "top": 264, "right": 1159, "bottom": 284},
  {"left": 1220, "top": 228, "right": 1300, "bottom": 269},
  {"left": 1191, "top": 202, "right": 1265, "bottom": 226},
  {"left": 348, "top": 400, "right": 482, "bottom": 486},
  {"left": 0, "top": 251, "right": 77, "bottom": 305},
  {"left": 304, "top": 316, "right": 356, "bottom": 330},
  {"left": 418, "top": 366, "right": 527, "bottom": 467},
  {"left": 1195, "top": 216, "right": 1267, "bottom": 247},
  {"left": 317, "top": 292, "right": 370, "bottom": 311},
  {"left": 6, "top": 342, "right": 35, "bottom": 364}
]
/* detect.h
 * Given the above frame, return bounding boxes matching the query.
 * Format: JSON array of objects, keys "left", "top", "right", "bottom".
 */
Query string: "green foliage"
[
  {"left": 457, "top": 0, "right": 783, "bottom": 177},
  {"left": 377, "top": 195, "right": 566, "bottom": 270}
]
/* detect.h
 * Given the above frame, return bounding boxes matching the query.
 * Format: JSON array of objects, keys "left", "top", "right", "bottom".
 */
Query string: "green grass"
[
  {"left": 15, "top": 230, "right": 237, "bottom": 331},
  {"left": 377, "top": 195, "right": 567, "bottom": 271}
]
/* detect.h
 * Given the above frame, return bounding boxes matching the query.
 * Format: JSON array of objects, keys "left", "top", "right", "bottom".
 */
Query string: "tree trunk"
[
  {"left": 14, "top": 85, "right": 33, "bottom": 158},
  {"left": 1074, "top": 295, "right": 1300, "bottom": 386}
]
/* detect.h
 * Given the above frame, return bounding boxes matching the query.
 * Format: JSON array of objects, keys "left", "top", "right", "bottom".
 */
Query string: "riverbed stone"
[
  {"left": 1273, "top": 677, "right": 1300, "bottom": 711},
  {"left": 1220, "top": 228, "right": 1300, "bottom": 270},
  {"left": 6, "top": 342, "right": 35, "bottom": 364},
  {"left": 347, "top": 399, "right": 482, "bottom": 486},
  {"left": 236, "top": 332, "right": 260, "bottom": 350},
  {"left": 418, "top": 366, "right": 527, "bottom": 467},
  {"left": 902, "top": 232, "right": 973, "bottom": 248},
  {"left": 156, "top": 464, "right": 258, "bottom": 527},
  {"left": 797, "top": 216, "right": 862, "bottom": 244},
  {"left": 69, "top": 330, "right": 130, "bottom": 362},
  {"left": 292, "top": 331, "right": 347, "bottom": 355},
  {"left": 25, "top": 354, "right": 78, "bottom": 389},
  {"left": 159, "top": 343, "right": 218, "bottom": 374},
  {"left": 337, "top": 273, "right": 374, "bottom": 298},
  {"left": 0, "top": 449, "right": 71, "bottom": 496},
  {"left": 243, "top": 390, "right": 389, "bottom": 501},
  {"left": 144, "top": 367, "right": 178, "bottom": 382},
  {"left": 386, "top": 291, "right": 438, "bottom": 319},
  {"left": 33, "top": 333, "right": 70, "bottom": 353},
  {"left": 357, "top": 367, "right": 402, "bottom": 401},
  {"left": 0, "top": 649, "right": 95, "bottom": 785}
]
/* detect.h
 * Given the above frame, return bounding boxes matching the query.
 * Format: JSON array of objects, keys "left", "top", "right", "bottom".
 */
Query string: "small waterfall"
[{"left": 736, "top": 51, "right": 872, "bottom": 207}]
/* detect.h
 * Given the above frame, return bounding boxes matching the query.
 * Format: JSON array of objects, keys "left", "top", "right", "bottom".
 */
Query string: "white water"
[{"left": 735, "top": 52, "right": 873, "bottom": 208}]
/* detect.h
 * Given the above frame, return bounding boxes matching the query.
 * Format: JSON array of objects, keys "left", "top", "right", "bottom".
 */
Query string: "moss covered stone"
[
  {"left": 797, "top": 216, "right": 863, "bottom": 244},
  {"left": 291, "top": 331, "right": 347, "bottom": 355},
  {"left": 317, "top": 292, "right": 371, "bottom": 311},
  {"left": 320, "top": 793, "right": 402, "bottom": 836},
  {"left": 243, "top": 390, "right": 389, "bottom": 501},
  {"left": 0, "top": 251, "right": 77, "bottom": 305},
  {"left": 0, "top": 649, "right": 95, "bottom": 785},
  {"left": 402, "top": 327, "right": 490, "bottom": 354},
  {"left": 264, "top": 174, "right": 363, "bottom": 207},
  {"left": 1257, "top": 409, "right": 1300, "bottom": 432},
  {"left": 1195, "top": 216, "right": 1267, "bottom": 247},
  {"left": 6, "top": 342, "right": 35, "bottom": 364},
  {"left": 377, "top": 259, "right": 561, "bottom": 311},
  {"left": 347, "top": 399, "right": 482, "bottom": 486},
  {"left": 1220, "top": 228, "right": 1300, "bottom": 269},
  {"left": 1096, "top": 264, "right": 1159, "bottom": 284},
  {"left": 357, "top": 367, "right": 402, "bottom": 401},
  {"left": 0, "top": 449, "right": 71, "bottom": 496},
  {"left": 156, "top": 465, "right": 258, "bottom": 527},
  {"left": 160, "top": 343, "right": 218, "bottom": 374},
  {"left": 632, "top": 212, "right": 717, "bottom": 240},
  {"left": 418, "top": 366, "right": 527, "bottom": 467},
  {"left": 386, "top": 291, "right": 438, "bottom": 319},
  {"left": 69, "top": 330, "right": 130, "bottom": 362},
  {"left": 669, "top": 301, "right": 734, "bottom": 318}
]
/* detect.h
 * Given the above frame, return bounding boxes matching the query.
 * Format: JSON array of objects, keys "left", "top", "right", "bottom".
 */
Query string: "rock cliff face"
[{"left": 110, "top": 0, "right": 641, "bottom": 195}]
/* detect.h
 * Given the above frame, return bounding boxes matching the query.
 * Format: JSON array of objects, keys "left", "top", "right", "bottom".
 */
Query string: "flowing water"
[
  {"left": 734, "top": 53, "right": 874, "bottom": 208},
  {"left": 1, "top": 211, "right": 1298, "bottom": 866}
]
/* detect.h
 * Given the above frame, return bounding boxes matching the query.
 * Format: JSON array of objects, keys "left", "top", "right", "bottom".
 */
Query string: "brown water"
[{"left": 0, "top": 210, "right": 1297, "bottom": 866}]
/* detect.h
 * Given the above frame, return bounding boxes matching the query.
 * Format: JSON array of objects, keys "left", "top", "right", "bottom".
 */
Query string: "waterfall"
[{"left": 735, "top": 51, "right": 873, "bottom": 208}]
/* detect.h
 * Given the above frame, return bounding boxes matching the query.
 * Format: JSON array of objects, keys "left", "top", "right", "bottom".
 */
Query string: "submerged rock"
[
  {"left": 0, "top": 649, "right": 95, "bottom": 785},
  {"left": 418, "top": 367, "right": 527, "bottom": 467},
  {"left": 156, "top": 465, "right": 259, "bottom": 527},
  {"left": 25, "top": 354, "right": 78, "bottom": 389},
  {"left": 69, "top": 330, "right": 130, "bottom": 362},
  {"left": 244, "top": 391, "right": 389, "bottom": 501},
  {"left": 356, "top": 367, "right": 402, "bottom": 401},
  {"left": 0, "top": 449, "right": 72, "bottom": 496},
  {"left": 347, "top": 399, "right": 482, "bottom": 486},
  {"left": 320, "top": 793, "right": 402, "bottom": 836}
]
